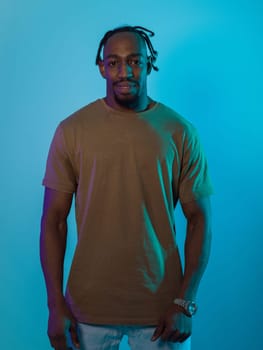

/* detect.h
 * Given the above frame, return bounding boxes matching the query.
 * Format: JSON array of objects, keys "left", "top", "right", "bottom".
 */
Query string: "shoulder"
[
  {"left": 155, "top": 102, "right": 197, "bottom": 138},
  {"left": 50, "top": 99, "right": 105, "bottom": 148},
  {"left": 59, "top": 99, "right": 105, "bottom": 130}
]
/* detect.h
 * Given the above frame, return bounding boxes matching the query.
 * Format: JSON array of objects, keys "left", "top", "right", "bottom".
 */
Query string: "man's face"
[{"left": 99, "top": 31, "right": 149, "bottom": 111}]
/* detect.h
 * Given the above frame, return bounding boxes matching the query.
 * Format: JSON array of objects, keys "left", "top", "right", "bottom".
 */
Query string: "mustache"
[{"left": 113, "top": 79, "right": 138, "bottom": 85}]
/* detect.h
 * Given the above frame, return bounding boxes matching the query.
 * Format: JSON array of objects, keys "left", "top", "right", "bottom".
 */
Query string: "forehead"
[{"left": 103, "top": 31, "right": 147, "bottom": 58}]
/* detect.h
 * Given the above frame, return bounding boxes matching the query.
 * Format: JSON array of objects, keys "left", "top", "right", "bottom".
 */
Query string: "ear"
[
  {"left": 98, "top": 60, "right": 106, "bottom": 79},
  {"left": 147, "top": 57, "right": 152, "bottom": 75}
]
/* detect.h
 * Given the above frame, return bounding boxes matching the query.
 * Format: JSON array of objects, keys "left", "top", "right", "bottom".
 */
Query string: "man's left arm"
[
  {"left": 151, "top": 196, "right": 212, "bottom": 343},
  {"left": 178, "top": 196, "right": 212, "bottom": 301}
]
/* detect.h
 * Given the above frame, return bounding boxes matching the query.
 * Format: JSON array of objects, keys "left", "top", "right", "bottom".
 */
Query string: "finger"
[
  {"left": 161, "top": 327, "right": 173, "bottom": 341},
  {"left": 169, "top": 330, "right": 181, "bottom": 342},
  {"left": 69, "top": 321, "right": 80, "bottom": 348},
  {"left": 49, "top": 334, "right": 68, "bottom": 350},
  {"left": 178, "top": 332, "right": 191, "bottom": 343},
  {"left": 151, "top": 321, "right": 165, "bottom": 341}
]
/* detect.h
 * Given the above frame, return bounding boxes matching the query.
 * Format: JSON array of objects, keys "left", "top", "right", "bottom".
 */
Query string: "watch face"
[{"left": 187, "top": 302, "right": 197, "bottom": 315}]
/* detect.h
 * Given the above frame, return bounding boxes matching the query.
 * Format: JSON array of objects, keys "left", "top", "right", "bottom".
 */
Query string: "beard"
[
  {"left": 113, "top": 81, "right": 141, "bottom": 109},
  {"left": 106, "top": 78, "right": 147, "bottom": 111},
  {"left": 113, "top": 91, "right": 140, "bottom": 108}
]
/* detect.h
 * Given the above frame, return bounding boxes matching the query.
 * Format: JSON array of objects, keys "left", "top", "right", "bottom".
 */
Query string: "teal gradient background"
[{"left": 1, "top": 1, "right": 262, "bottom": 349}]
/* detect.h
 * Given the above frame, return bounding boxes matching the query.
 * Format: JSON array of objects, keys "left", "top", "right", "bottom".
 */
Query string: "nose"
[{"left": 118, "top": 62, "right": 133, "bottom": 79}]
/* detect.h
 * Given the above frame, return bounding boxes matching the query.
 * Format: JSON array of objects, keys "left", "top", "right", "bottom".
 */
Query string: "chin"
[{"left": 114, "top": 94, "right": 139, "bottom": 107}]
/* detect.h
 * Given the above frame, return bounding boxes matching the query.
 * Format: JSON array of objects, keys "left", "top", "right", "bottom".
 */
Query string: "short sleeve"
[
  {"left": 42, "top": 124, "right": 77, "bottom": 193},
  {"left": 178, "top": 126, "right": 213, "bottom": 203}
]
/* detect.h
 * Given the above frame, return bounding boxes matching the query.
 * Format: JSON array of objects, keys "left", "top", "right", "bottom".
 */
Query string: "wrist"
[
  {"left": 173, "top": 298, "right": 198, "bottom": 317},
  {"left": 47, "top": 294, "right": 66, "bottom": 310},
  {"left": 177, "top": 287, "right": 197, "bottom": 301}
]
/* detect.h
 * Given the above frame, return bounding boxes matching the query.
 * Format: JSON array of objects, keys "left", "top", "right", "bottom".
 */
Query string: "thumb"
[{"left": 151, "top": 320, "right": 165, "bottom": 341}]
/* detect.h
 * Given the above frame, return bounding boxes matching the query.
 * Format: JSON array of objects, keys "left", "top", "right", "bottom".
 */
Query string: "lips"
[
  {"left": 116, "top": 82, "right": 136, "bottom": 88},
  {"left": 114, "top": 81, "right": 137, "bottom": 94},
  {"left": 117, "top": 83, "right": 132, "bottom": 88}
]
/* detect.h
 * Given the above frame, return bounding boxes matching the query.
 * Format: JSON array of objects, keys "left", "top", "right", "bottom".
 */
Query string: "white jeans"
[{"left": 68, "top": 323, "right": 191, "bottom": 350}]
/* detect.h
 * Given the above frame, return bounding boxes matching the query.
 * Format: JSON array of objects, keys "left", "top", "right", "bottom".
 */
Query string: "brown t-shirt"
[{"left": 42, "top": 99, "right": 213, "bottom": 325}]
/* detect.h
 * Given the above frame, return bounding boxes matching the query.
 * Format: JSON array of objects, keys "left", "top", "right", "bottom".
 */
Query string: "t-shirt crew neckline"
[{"left": 99, "top": 98, "right": 160, "bottom": 117}]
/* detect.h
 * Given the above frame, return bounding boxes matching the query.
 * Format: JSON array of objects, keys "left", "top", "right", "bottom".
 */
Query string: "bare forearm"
[
  {"left": 40, "top": 217, "right": 67, "bottom": 309},
  {"left": 179, "top": 206, "right": 212, "bottom": 300}
]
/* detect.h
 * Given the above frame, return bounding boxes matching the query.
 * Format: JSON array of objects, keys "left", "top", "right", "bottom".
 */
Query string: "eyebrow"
[{"left": 104, "top": 53, "right": 144, "bottom": 60}]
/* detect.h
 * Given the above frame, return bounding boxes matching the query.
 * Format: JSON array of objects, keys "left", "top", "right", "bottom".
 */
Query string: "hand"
[
  {"left": 48, "top": 300, "right": 80, "bottom": 350},
  {"left": 151, "top": 305, "right": 192, "bottom": 343}
]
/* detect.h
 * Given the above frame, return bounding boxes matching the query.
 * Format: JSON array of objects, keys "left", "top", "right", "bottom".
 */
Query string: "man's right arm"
[{"left": 40, "top": 187, "right": 79, "bottom": 349}]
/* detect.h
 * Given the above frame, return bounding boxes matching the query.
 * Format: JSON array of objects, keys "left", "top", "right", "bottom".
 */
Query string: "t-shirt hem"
[
  {"left": 42, "top": 179, "right": 75, "bottom": 194},
  {"left": 75, "top": 316, "right": 159, "bottom": 326},
  {"left": 180, "top": 187, "right": 213, "bottom": 204}
]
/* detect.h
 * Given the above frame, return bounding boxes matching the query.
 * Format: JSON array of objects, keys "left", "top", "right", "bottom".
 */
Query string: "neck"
[{"left": 104, "top": 95, "right": 153, "bottom": 113}]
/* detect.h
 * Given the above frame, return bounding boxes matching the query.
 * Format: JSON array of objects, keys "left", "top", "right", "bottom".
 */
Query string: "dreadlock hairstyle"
[{"left": 95, "top": 25, "right": 159, "bottom": 72}]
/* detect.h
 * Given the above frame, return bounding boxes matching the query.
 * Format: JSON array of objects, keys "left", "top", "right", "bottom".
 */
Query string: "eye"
[
  {"left": 107, "top": 60, "right": 118, "bottom": 67},
  {"left": 128, "top": 59, "right": 141, "bottom": 66}
]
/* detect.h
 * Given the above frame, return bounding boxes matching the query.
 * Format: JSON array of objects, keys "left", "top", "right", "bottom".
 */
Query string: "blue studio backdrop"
[{"left": 1, "top": 1, "right": 262, "bottom": 349}]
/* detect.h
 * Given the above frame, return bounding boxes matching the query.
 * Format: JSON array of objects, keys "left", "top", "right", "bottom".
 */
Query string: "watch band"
[
  {"left": 173, "top": 298, "right": 198, "bottom": 316},
  {"left": 173, "top": 298, "right": 189, "bottom": 308}
]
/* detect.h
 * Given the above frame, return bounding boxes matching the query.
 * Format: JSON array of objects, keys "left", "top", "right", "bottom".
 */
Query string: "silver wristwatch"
[{"left": 173, "top": 298, "right": 198, "bottom": 316}]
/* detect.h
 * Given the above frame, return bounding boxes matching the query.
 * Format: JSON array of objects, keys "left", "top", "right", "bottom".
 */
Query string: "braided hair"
[{"left": 95, "top": 25, "right": 159, "bottom": 71}]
